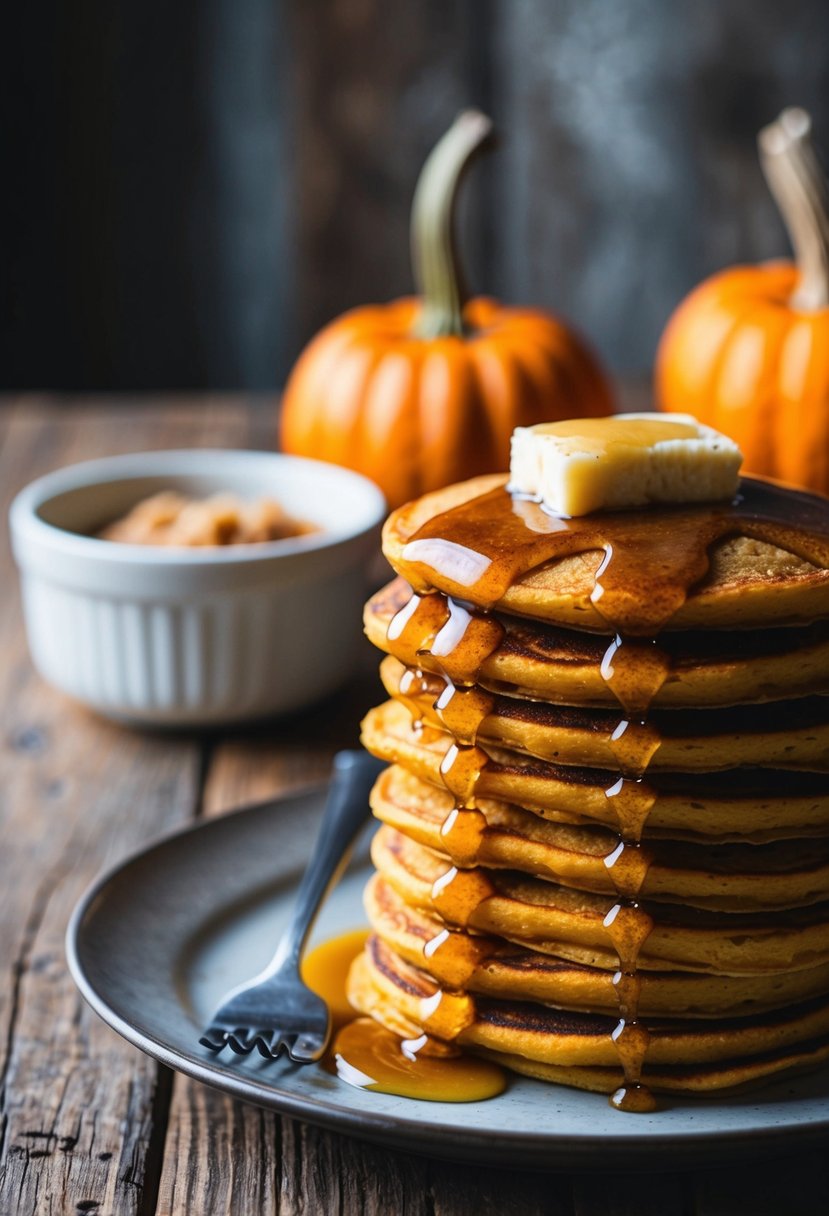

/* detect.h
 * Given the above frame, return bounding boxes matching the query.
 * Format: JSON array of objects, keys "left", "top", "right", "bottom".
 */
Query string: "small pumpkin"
[
  {"left": 280, "top": 111, "right": 613, "bottom": 508},
  {"left": 656, "top": 107, "right": 829, "bottom": 496}
]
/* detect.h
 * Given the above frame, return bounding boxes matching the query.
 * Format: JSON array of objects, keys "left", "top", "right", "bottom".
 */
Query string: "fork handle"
[{"left": 265, "top": 750, "right": 384, "bottom": 976}]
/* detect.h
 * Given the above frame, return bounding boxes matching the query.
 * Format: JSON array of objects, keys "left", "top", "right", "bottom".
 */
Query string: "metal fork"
[{"left": 199, "top": 749, "right": 384, "bottom": 1062}]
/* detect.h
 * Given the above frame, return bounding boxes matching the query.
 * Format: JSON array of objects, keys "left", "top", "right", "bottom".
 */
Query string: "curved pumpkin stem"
[
  {"left": 758, "top": 107, "right": 829, "bottom": 310},
  {"left": 411, "top": 109, "right": 494, "bottom": 339}
]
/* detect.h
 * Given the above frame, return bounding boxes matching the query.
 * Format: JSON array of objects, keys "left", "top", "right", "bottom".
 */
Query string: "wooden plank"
[
  {"left": 159, "top": 1085, "right": 571, "bottom": 1216},
  {"left": 157, "top": 1088, "right": 282, "bottom": 1216},
  {"left": 155, "top": 650, "right": 382, "bottom": 1215},
  {"left": 0, "top": 397, "right": 259, "bottom": 1215},
  {"left": 199, "top": 638, "right": 382, "bottom": 816},
  {"left": 13, "top": 391, "right": 823, "bottom": 1213},
  {"left": 155, "top": 637, "right": 577, "bottom": 1214},
  {"left": 159, "top": 1082, "right": 576, "bottom": 1216}
]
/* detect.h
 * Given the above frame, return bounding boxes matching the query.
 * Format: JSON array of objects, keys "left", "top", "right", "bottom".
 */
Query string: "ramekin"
[{"left": 9, "top": 450, "right": 386, "bottom": 725}]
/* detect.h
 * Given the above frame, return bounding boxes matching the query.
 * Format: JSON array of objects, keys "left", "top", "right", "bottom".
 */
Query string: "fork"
[{"left": 199, "top": 749, "right": 384, "bottom": 1062}]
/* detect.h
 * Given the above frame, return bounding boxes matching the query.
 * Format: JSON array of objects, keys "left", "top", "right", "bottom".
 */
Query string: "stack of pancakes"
[{"left": 351, "top": 471, "right": 829, "bottom": 1108}]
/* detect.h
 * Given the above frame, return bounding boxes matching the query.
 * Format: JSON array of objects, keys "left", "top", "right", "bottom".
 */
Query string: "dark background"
[{"left": 3, "top": 0, "right": 828, "bottom": 392}]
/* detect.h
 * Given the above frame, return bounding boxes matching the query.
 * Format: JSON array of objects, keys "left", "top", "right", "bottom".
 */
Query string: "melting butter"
[{"left": 509, "top": 413, "right": 742, "bottom": 517}]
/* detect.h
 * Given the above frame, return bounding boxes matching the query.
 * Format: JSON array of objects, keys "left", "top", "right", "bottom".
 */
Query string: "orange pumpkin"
[
  {"left": 656, "top": 107, "right": 829, "bottom": 496},
  {"left": 280, "top": 111, "right": 613, "bottom": 508}
]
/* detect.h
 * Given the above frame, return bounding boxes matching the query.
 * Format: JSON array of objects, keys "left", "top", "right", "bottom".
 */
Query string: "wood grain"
[
  {"left": 0, "top": 401, "right": 192, "bottom": 1213},
  {"left": 0, "top": 397, "right": 258, "bottom": 1215},
  {"left": 156, "top": 659, "right": 380, "bottom": 1215},
  {"left": 3, "top": 396, "right": 829, "bottom": 1215},
  {"left": 155, "top": 638, "right": 581, "bottom": 1215}
]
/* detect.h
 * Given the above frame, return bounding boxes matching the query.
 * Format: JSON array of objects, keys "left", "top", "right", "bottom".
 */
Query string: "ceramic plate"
[{"left": 66, "top": 786, "right": 829, "bottom": 1170}]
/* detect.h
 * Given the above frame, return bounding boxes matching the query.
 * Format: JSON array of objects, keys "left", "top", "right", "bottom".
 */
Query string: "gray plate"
[{"left": 66, "top": 785, "right": 829, "bottom": 1170}]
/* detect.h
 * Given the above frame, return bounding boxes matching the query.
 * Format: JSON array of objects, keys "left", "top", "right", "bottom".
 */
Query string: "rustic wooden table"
[{"left": 2, "top": 395, "right": 829, "bottom": 1216}]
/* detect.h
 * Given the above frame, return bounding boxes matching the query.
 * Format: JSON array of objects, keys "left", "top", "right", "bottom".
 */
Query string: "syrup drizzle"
[
  {"left": 599, "top": 662, "right": 660, "bottom": 1111},
  {"left": 398, "top": 479, "right": 829, "bottom": 633},
  {"left": 387, "top": 589, "right": 504, "bottom": 1023},
  {"left": 332, "top": 1017, "right": 506, "bottom": 1102},
  {"left": 387, "top": 479, "right": 829, "bottom": 1112},
  {"left": 307, "top": 931, "right": 506, "bottom": 1102},
  {"left": 397, "top": 667, "right": 431, "bottom": 731},
  {"left": 301, "top": 929, "right": 370, "bottom": 1031}
]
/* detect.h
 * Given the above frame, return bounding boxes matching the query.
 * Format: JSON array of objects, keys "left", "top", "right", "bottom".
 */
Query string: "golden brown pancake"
[
  {"left": 379, "top": 656, "right": 829, "bottom": 773},
  {"left": 362, "top": 701, "right": 829, "bottom": 840},
  {"left": 357, "top": 464, "right": 829, "bottom": 1104},
  {"left": 372, "top": 826, "right": 829, "bottom": 975},
  {"left": 366, "top": 578, "right": 829, "bottom": 708},
  {"left": 371, "top": 764, "right": 829, "bottom": 911},
  {"left": 347, "top": 938, "right": 829, "bottom": 1093},
  {"left": 478, "top": 1041, "right": 829, "bottom": 1096},
  {"left": 382, "top": 475, "right": 829, "bottom": 631},
  {"left": 364, "top": 873, "right": 829, "bottom": 1018}
]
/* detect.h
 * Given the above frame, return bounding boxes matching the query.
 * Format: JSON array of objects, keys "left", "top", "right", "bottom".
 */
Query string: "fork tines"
[{"left": 200, "top": 1026, "right": 323, "bottom": 1061}]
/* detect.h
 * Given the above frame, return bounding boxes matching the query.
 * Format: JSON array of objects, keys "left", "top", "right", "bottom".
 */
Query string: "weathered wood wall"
[{"left": 2, "top": 0, "right": 828, "bottom": 389}]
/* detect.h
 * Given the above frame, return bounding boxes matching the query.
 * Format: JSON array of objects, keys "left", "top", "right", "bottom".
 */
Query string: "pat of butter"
[{"left": 508, "top": 414, "right": 743, "bottom": 516}]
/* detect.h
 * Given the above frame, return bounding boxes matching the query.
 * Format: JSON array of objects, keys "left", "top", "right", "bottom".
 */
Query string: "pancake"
[
  {"left": 365, "top": 873, "right": 829, "bottom": 1018},
  {"left": 347, "top": 939, "right": 829, "bottom": 1093},
  {"left": 371, "top": 764, "right": 829, "bottom": 910},
  {"left": 366, "top": 578, "right": 829, "bottom": 708},
  {"left": 372, "top": 826, "right": 829, "bottom": 975},
  {"left": 356, "top": 455, "right": 829, "bottom": 1107},
  {"left": 479, "top": 1041, "right": 829, "bottom": 1096},
  {"left": 382, "top": 475, "right": 829, "bottom": 632},
  {"left": 362, "top": 700, "right": 829, "bottom": 840},
  {"left": 379, "top": 656, "right": 829, "bottom": 773}
]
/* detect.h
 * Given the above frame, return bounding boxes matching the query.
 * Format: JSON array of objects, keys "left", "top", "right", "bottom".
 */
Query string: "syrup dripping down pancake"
[
  {"left": 359, "top": 463, "right": 829, "bottom": 1107},
  {"left": 378, "top": 656, "right": 829, "bottom": 773},
  {"left": 383, "top": 475, "right": 829, "bottom": 632},
  {"left": 366, "top": 578, "right": 829, "bottom": 709},
  {"left": 362, "top": 700, "right": 829, "bottom": 841},
  {"left": 477, "top": 1040, "right": 829, "bottom": 1096},
  {"left": 364, "top": 873, "right": 829, "bottom": 1019},
  {"left": 347, "top": 938, "right": 829, "bottom": 1092},
  {"left": 372, "top": 826, "right": 829, "bottom": 976},
  {"left": 370, "top": 764, "right": 829, "bottom": 911}
]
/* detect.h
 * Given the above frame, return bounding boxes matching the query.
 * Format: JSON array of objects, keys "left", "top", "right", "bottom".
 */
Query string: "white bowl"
[{"left": 9, "top": 450, "right": 386, "bottom": 725}]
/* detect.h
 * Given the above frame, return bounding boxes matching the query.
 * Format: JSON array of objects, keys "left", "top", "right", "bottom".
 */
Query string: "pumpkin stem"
[
  {"left": 758, "top": 107, "right": 829, "bottom": 311},
  {"left": 411, "top": 109, "right": 494, "bottom": 339}
]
